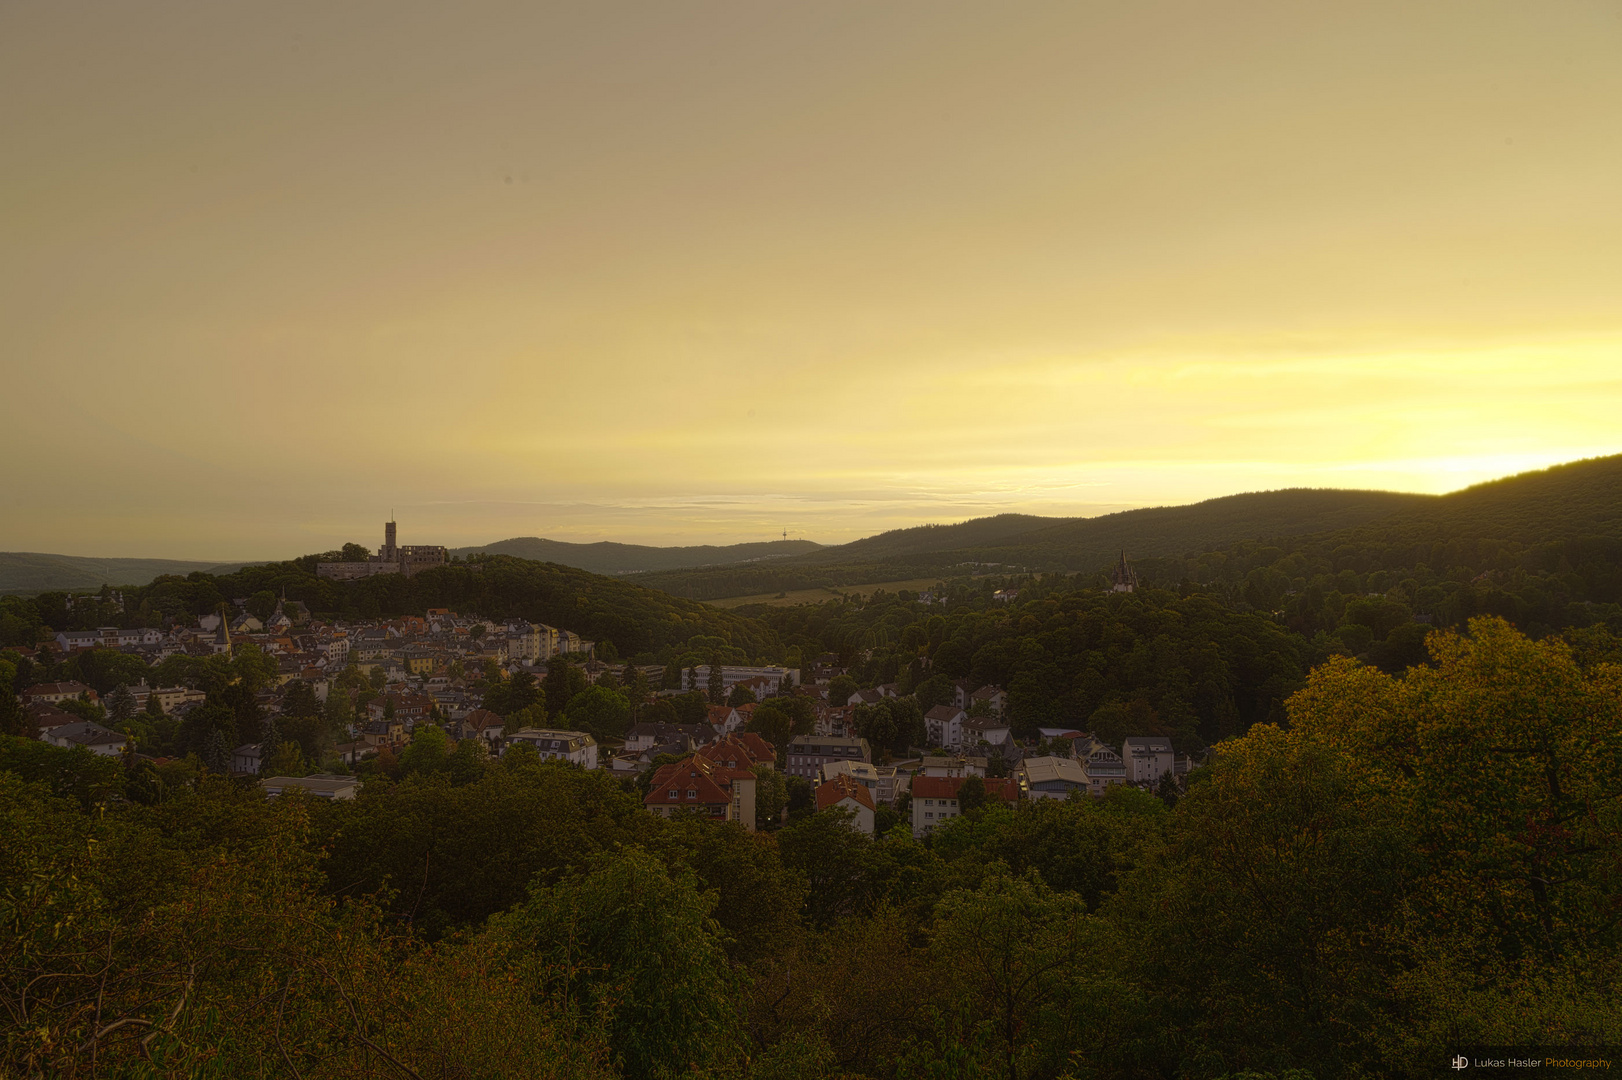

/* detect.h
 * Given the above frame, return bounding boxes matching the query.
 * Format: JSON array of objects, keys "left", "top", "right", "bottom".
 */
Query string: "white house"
[
  {"left": 815, "top": 774, "right": 876, "bottom": 834},
  {"left": 924, "top": 705, "right": 966, "bottom": 749},
  {"left": 1122, "top": 736, "right": 1177, "bottom": 786},
  {"left": 505, "top": 728, "right": 599, "bottom": 769}
]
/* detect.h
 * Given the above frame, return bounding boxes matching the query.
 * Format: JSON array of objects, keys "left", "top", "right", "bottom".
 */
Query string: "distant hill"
[
  {"left": 802, "top": 514, "right": 1065, "bottom": 563},
  {"left": 1324, "top": 454, "right": 1622, "bottom": 547},
  {"left": 958, "top": 488, "right": 1436, "bottom": 568},
  {"left": 451, "top": 537, "right": 822, "bottom": 575},
  {"left": 0, "top": 552, "right": 249, "bottom": 595},
  {"left": 636, "top": 488, "right": 1437, "bottom": 599}
]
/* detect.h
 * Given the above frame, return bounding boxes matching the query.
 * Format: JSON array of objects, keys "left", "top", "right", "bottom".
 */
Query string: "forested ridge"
[
  {"left": 0, "top": 553, "right": 781, "bottom": 664},
  {"left": 3, "top": 618, "right": 1619, "bottom": 1077},
  {"left": 638, "top": 456, "right": 1621, "bottom": 601}
]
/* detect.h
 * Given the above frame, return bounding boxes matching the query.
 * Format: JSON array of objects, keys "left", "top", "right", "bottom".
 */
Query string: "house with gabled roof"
[
  {"left": 815, "top": 774, "right": 876, "bottom": 833},
  {"left": 643, "top": 754, "right": 758, "bottom": 830}
]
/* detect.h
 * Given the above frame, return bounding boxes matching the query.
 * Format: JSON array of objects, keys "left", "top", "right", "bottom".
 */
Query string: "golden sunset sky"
[{"left": 4, "top": 1, "right": 1621, "bottom": 559}]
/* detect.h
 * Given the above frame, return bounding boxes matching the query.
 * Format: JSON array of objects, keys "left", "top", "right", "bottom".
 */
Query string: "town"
[{"left": 7, "top": 547, "right": 1197, "bottom": 838}]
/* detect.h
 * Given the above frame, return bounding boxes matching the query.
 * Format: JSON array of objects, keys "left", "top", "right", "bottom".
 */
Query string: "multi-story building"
[
  {"left": 818, "top": 759, "right": 905, "bottom": 804},
  {"left": 910, "top": 775, "right": 1019, "bottom": 837},
  {"left": 1077, "top": 738, "right": 1127, "bottom": 795},
  {"left": 1122, "top": 736, "right": 1177, "bottom": 785},
  {"left": 815, "top": 774, "right": 876, "bottom": 834},
  {"left": 643, "top": 754, "right": 758, "bottom": 830},
  {"left": 784, "top": 735, "right": 871, "bottom": 781},
  {"left": 505, "top": 727, "right": 599, "bottom": 769},
  {"left": 1019, "top": 756, "right": 1089, "bottom": 800}
]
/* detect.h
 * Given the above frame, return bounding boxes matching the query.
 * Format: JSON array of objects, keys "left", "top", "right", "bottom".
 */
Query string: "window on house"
[
  {"left": 687, "top": 789, "right": 697, "bottom": 798},
  {"left": 668, "top": 789, "right": 677, "bottom": 798}
]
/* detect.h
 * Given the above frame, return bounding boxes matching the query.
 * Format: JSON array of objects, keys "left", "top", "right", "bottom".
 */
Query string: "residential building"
[
  {"left": 643, "top": 755, "right": 757, "bottom": 830},
  {"left": 924, "top": 704, "right": 966, "bottom": 749},
  {"left": 624, "top": 721, "right": 708, "bottom": 753},
  {"left": 962, "top": 715, "right": 1012, "bottom": 748},
  {"left": 968, "top": 685, "right": 1007, "bottom": 714},
  {"left": 1122, "top": 736, "right": 1177, "bottom": 786},
  {"left": 505, "top": 728, "right": 599, "bottom": 769},
  {"left": 698, "top": 732, "right": 777, "bottom": 772},
  {"left": 818, "top": 758, "right": 905, "bottom": 804},
  {"left": 815, "top": 774, "right": 876, "bottom": 834},
  {"left": 234, "top": 743, "right": 262, "bottom": 774},
  {"left": 910, "top": 775, "right": 1019, "bottom": 837},
  {"left": 41, "top": 720, "right": 126, "bottom": 757},
  {"left": 451, "top": 708, "right": 504, "bottom": 744},
  {"left": 1019, "top": 756, "right": 1089, "bottom": 800},
  {"left": 1077, "top": 738, "right": 1128, "bottom": 795},
  {"left": 918, "top": 755, "right": 987, "bottom": 778},
  {"left": 784, "top": 735, "right": 871, "bottom": 781},
  {"left": 21, "top": 682, "right": 99, "bottom": 706}
]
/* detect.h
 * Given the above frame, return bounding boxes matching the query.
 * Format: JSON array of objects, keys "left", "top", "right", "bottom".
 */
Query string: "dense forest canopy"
[{"left": 2, "top": 618, "right": 1618, "bottom": 1077}]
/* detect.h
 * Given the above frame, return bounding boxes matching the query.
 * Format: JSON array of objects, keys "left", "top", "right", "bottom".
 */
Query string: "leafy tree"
[
  {"left": 661, "top": 660, "right": 683, "bottom": 690},
  {"left": 400, "top": 724, "right": 452, "bottom": 775},
  {"left": 623, "top": 664, "right": 650, "bottom": 709},
  {"left": 341, "top": 541, "right": 371, "bottom": 560},
  {"left": 104, "top": 683, "right": 136, "bottom": 725},
  {"left": 564, "top": 685, "right": 632, "bottom": 740},
  {"left": 957, "top": 773, "right": 988, "bottom": 814},
  {"left": 826, "top": 674, "right": 859, "bottom": 708},
  {"left": 262, "top": 739, "right": 306, "bottom": 777},
  {"left": 776, "top": 809, "right": 896, "bottom": 929},
  {"left": 544, "top": 655, "right": 587, "bottom": 719},
  {"left": 231, "top": 644, "right": 278, "bottom": 693},
  {"left": 245, "top": 590, "right": 278, "bottom": 621},
  {"left": 931, "top": 873, "right": 1095, "bottom": 1080},
  {"left": 707, "top": 655, "right": 726, "bottom": 704},
  {"left": 669, "top": 691, "right": 710, "bottom": 725},
  {"left": 914, "top": 673, "right": 956, "bottom": 712},
  {"left": 746, "top": 703, "right": 793, "bottom": 754},
  {"left": 491, "top": 848, "right": 745, "bottom": 1079},
  {"left": 753, "top": 764, "right": 789, "bottom": 830},
  {"left": 726, "top": 682, "right": 756, "bottom": 707},
  {"left": 649, "top": 815, "right": 807, "bottom": 963}
]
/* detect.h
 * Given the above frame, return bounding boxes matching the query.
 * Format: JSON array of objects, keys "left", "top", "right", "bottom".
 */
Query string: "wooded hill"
[
  {"left": 3, "top": 554, "right": 782, "bottom": 665},
  {"left": 637, "top": 487, "right": 1436, "bottom": 599},
  {"left": 0, "top": 553, "right": 249, "bottom": 596},
  {"left": 451, "top": 536, "right": 821, "bottom": 576}
]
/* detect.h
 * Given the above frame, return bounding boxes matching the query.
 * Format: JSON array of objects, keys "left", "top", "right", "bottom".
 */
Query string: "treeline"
[
  {"left": 2, "top": 618, "right": 1616, "bottom": 1078},
  {"left": 762, "top": 585, "right": 1311, "bottom": 750},
  {"left": 0, "top": 553, "right": 783, "bottom": 664}
]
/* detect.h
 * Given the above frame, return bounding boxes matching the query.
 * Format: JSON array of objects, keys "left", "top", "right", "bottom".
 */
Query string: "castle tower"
[{"left": 383, "top": 520, "right": 398, "bottom": 562}]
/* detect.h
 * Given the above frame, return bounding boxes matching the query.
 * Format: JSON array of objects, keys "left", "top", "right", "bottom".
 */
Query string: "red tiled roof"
[{"left": 816, "top": 774, "right": 875, "bottom": 813}]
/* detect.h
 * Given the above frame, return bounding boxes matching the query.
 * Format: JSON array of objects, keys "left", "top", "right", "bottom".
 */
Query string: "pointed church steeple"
[{"left": 1110, "top": 551, "right": 1138, "bottom": 593}]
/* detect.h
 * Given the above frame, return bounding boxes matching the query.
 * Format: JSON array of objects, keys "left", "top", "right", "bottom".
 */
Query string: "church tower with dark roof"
[{"left": 1110, "top": 552, "right": 1138, "bottom": 593}]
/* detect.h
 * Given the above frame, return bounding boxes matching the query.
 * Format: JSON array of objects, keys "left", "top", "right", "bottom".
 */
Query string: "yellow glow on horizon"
[{"left": 3, "top": 2, "right": 1621, "bottom": 558}]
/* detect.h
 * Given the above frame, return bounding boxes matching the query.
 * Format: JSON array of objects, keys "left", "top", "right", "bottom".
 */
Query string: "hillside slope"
[
  {"left": 964, "top": 489, "right": 1435, "bottom": 567},
  {"left": 451, "top": 536, "right": 821, "bottom": 575},
  {"left": 638, "top": 487, "right": 1435, "bottom": 599},
  {"left": 0, "top": 552, "right": 249, "bottom": 595}
]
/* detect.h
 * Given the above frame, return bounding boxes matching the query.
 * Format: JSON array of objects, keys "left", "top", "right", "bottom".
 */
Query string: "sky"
[{"left": 4, "top": 1, "right": 1621, "bottom": 560}]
